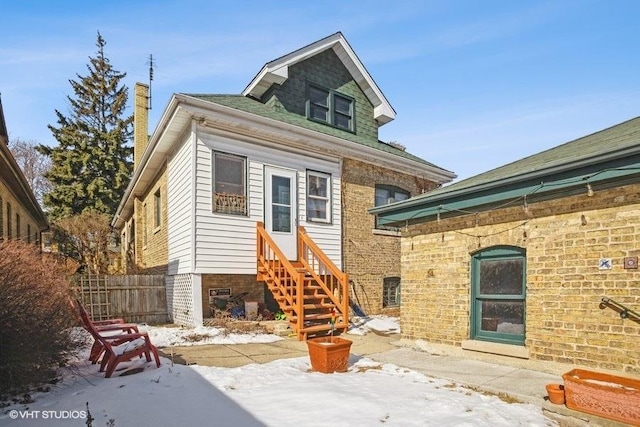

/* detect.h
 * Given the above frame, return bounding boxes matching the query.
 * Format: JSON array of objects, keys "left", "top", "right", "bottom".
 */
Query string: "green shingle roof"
[
  {"left": 184, "top": 94, "right": 451, "bottom": 171},
  {"left": 414, "top": 115, "right": 640, "bottom": 199},
  {"left": 372, "top": 115, "right": 640, "bottom": 225}
]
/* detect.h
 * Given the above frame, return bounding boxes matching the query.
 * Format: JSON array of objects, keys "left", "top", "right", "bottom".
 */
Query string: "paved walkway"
[{"left": 158, "top": 333, "right": 629, "bottom": 427}]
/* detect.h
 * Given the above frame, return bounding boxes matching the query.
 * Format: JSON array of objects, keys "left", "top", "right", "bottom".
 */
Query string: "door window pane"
[{"left": 271, "top": 175, "right": 291, "bottom": 232}]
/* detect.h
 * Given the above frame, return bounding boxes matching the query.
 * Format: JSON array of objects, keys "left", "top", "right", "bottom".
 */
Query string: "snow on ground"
[
  {"left": 140, "top": 324, "right": 283, "bottom": 347},
  {"left": 0, "top": 317, "right": 556, "bottom": 427}
]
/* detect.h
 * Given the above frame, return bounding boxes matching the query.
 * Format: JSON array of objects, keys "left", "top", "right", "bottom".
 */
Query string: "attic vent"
[{"left": 387, "top": 141, "right": 406, "bottom": 151}]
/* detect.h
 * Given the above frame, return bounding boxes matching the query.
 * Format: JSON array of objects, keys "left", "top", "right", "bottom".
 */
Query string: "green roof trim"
[
  {"left": 373, "top": 116, "right": 640, "bottom": 226},
  {"left": 184, "top": 94, "right": 450, "bottom": 171}
]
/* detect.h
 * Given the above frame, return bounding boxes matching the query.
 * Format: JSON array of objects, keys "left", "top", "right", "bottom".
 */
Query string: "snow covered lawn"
[{"left": 0, "top": 318, "right": 556, "bottom": 426}]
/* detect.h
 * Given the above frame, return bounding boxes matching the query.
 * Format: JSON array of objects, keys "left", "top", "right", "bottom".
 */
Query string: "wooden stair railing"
[
  {"left": 257, "top": 222, "right": 305, "bottom": 337},
  {"left": 297, "top": 226, "right": 349, "bottom": 333},
  {"left": 256, "top": 222, "right": 349, "bottom": 340}
]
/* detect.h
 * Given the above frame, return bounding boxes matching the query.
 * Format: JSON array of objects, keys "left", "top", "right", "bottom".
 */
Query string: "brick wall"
[
  {"left": 201, "top": 274, "right": 265, "bottom": 319},
  {"left": 132, "top": 167, "right": 168, "bottom": 274},
  {"left": 341, "top": 158, "right": 439, "bottom": 316},
  {"left": 0, "top": 181, "right": 42, "bottom": 244},
  {"left": 402, "top": 182, "right": 640, "bottom": 376}
]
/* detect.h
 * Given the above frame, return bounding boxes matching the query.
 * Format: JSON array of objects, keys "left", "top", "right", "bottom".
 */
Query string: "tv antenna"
[{"left": 147, "top": 54, "right": 154, "bottom": 110}]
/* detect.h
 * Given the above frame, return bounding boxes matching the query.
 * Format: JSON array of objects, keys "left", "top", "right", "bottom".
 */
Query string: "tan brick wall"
[
  {"left": 402, "top": 182, "right": 640, "bottom": 376},
  {"left": 133, "top": 83, "right": 149, "bottom": 170},
  {"left": 132, "top": 167, "right": 168, "bottom": 273},
  {"left": 341, "top": 157, "right": 439, "bottom": 315},
  {"left": 201, "top": 274, "right": 265, "bottom": 319},
  {"left": 0, "top": 181, "right": 42, "bottom": 244}
]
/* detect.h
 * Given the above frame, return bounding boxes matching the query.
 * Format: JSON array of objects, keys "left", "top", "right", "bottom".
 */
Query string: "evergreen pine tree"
[{"left": 39, "top": 32, "right": 133, "bottom": 219}]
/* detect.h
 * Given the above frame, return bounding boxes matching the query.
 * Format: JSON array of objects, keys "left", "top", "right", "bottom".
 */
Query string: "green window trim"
[
  {"left": 306, "top": 83, "right": 355, "bottom": 132},
  {"left": 470, "top": 246, "right": 526, "bottom": 346}
]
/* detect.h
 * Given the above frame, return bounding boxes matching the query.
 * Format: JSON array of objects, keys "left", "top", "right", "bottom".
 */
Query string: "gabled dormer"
[{"left": 242, "top": 32, "right": 395, "bottom": 143}]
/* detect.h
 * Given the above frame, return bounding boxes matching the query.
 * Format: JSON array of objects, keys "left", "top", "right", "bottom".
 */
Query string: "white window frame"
[
  {"left": 306, "top": 170, "right": 331, "bottom": 223},
  {"left": 212, "top": 151, "right": 248, "bottom": 216}
]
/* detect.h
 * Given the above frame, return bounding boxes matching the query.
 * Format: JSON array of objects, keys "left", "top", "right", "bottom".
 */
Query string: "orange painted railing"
[
  {"left": 256, "top": 222, "right": 349, "bottom": 339},
  {"left": 256, "top": 222, "right": 305, "bottom": 335},
  {"left": 297, "top": 226, "right": 349, "bottom": 326}
]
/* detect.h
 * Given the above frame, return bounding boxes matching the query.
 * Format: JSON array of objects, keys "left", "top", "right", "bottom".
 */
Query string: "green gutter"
[
  {"left": 371, "top": 144, "right": 640, "bottom": 217},
  {"left": 375, "top": 157, "right": 640, "bottom": 226}
]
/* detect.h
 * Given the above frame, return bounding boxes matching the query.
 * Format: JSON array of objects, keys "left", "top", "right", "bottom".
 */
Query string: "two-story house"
[{"left": 112, "top": 32, "right": 455, "bottom": 338}]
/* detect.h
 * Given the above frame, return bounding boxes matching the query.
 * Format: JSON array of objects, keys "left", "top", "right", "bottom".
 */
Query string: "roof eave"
[
  {"left": 241, "top": 32, "right": 396, "bottom": 125},
  {"left": 371, "top": 144, "right": 640, "bottom": 217}
]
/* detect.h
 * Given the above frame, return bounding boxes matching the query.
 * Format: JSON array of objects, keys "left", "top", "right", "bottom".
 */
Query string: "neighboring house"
[
  {"left": 0, "top": 96, "right": 48, "bottom": 244},
  {"left": 372, "top": 117, "right": 640, "bottom": 376},
  {"left": 112, "top": 32, "right": 454, "bottom": 337}
]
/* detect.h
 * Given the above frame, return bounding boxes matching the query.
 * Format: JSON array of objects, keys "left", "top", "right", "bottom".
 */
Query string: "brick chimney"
[{"left": 133, "top": 83, "right": 149, "bottom": 170}]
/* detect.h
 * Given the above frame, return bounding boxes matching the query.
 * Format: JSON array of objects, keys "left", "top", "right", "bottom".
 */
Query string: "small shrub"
[{"left": 0, "top": 240, "right": 80, "bottom": 398}]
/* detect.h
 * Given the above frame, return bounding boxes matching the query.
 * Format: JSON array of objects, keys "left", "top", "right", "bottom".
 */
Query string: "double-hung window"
[
  {"left": 213, "top": 151, "right": 247, "bottom": 216},
  {"left": 307, "top": 85, "right": 354, "bottom": 131},
  {"left": 471, "top": 246, "right": 526, "bottom": 345},
  {"left": 306, "top": 171, "right": 331, "bottom": 223},
  {"left": 374, "top": 185, "right": 410, "bottom": 230}
]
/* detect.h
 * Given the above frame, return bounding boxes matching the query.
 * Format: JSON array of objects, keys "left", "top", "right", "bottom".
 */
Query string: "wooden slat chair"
[
  {"left": 73, "top": 299, "right": 140, "bottom": 363},
  {"left": 77, "top": 301, "right": 161, "bottom": 378}
]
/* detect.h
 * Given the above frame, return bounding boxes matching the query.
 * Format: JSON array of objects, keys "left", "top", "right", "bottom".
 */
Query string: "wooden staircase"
[{"left": 257, "top": 222, "right": 349, "bottom": 340}]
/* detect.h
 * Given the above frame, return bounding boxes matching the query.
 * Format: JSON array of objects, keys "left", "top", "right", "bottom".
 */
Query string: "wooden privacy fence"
[{"left": 73, "top": 274, "right": 169, "bottom": 324}]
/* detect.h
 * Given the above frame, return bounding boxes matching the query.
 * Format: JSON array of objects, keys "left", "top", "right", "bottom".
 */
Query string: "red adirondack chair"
[
  {"left": 73, "top": 298, "right": 140, "bottom": 363},
  {"left": 77, "top": 299, "right": 161, "bottom": 377}
]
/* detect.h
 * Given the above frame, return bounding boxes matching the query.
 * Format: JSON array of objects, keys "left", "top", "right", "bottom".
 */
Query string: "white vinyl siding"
[
  {"left": 167, "top": 132, "right": 194, "bottom": 275},
  {"left": 194, "top": 131, "right": 341, "bottom": 274}
]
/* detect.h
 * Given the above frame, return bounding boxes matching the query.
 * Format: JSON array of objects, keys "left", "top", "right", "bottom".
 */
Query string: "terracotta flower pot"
[
  {"left": 562, "top": 368, "right": 640, "bottom": 425},
  {"left": 546, "top": 383, "right": 565, "bottom": 405},
  {"left": 307, "top": 336, "right": 352, "bottom": 373}
]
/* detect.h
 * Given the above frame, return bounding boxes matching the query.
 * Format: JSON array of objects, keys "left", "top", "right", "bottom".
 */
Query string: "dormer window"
[{"left": 307, "top": 84, "right": 354, "bottom": 132}]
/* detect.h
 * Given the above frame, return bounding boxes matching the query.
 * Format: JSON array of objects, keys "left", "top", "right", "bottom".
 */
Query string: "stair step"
[
  {"left": 300, "top": 323, "right": 348, "bottom": 334},
  {"left": 290, "top": 312, "right": 335, "bottom": 322},
  {"left": 303, "top": 303, "right": 335, "bottom": 310}
]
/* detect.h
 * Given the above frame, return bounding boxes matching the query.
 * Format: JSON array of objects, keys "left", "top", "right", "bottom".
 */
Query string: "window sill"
[
  {"left": 307, "top": 219, "right": 332, "bottom": 225},
  {"left": 461, "top": 340, "right": 529, "bottom": 359},
  {"left": 153, "top": 226, "right": 161, "bottom": 234},
  {"left": 372, "top": 228, "right": 401, "bottom": 237}
]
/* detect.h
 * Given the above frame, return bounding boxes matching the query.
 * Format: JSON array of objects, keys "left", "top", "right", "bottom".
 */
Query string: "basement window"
[{"left": 383, "top": 277, "right": 401, "bottom": 308}]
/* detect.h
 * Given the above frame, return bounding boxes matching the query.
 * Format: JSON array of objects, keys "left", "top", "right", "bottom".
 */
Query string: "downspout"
[{"left": 190, "top": 119, "right": 198, "bottom": 274}]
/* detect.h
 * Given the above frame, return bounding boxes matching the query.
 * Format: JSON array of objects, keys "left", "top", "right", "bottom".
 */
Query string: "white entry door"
[{"left": 265, "top": 166, "right": 297, "bottom": 260}]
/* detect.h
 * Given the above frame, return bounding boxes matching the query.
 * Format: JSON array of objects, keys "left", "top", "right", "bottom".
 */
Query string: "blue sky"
[{"left": 1, "top": 0, "right": 639, "bottom": 182}]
